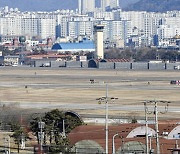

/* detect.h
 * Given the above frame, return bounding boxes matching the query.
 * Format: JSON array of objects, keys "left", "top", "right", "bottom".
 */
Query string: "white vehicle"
[
  {"left": 174, "top": 65, "right": 180, "bottom": 70},
  {"left": 41, "top": 62, "right": 50, "bottom": 67},
  {"left": 12, "top": 63, "right": 18, "bottom": 67}
]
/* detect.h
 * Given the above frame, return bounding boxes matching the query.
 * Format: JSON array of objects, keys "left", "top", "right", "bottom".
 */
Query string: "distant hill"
[{"left": 125, "top": 0, "right": 180, "bottom": 12}]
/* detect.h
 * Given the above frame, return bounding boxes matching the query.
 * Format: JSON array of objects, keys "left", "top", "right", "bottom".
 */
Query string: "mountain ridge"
[{"left": 125, "top": 0, "right": 180, "bottom": 12}]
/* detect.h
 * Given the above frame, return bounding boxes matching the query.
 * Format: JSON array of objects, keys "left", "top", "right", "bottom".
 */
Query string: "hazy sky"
[{"left": 0, "top": 0, "right": 140, "bottom": 11}]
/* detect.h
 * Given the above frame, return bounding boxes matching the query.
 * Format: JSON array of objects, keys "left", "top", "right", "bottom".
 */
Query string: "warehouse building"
[{"left": 52, "top": 39, "right": 95, "bottom": 53}]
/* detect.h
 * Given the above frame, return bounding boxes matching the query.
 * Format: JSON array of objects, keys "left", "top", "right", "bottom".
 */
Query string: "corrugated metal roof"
[
  {"left": 52, "top": 40, "right": 95, "bottom": 51},
  {"left": 26, "top": 54, "right": 70, "bottom": 59},
  {"left": 100, "top": 59, "right": 131, "bottom": 62}
]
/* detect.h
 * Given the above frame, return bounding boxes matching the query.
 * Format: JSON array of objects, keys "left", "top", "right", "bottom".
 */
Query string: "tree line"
[
  {"left": 1, "top": 45, "right": 180, "bottom": 62},
  {"left": 104, "top": 47, "right": 180, "bottom": 62}
]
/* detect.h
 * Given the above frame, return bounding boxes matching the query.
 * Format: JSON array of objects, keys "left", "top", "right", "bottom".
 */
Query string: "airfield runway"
[{"left": 0, "top": 66, "right": 180, "bottom": 119}]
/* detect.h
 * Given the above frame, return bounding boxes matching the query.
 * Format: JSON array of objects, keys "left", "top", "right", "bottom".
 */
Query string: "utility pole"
[
  {"left": 144, "top": 100, "right": 170, "bottom": 154},
  {"left": 8, "top": 136, "right": 10, "bottom": 154},
  {"left": 96, "top": 84, "right": 118, "bottom": 154},
  {"left": 154, "top": 101, "right": 160, "bottom": 154},
  {"left": 20, "top": 113, "right": 25, "bottom": 150},
  {"left": 38, "top": 119, "right": 45, "bottom": 154},
  {"left": 62, "top": 119, "right": 66, "bottom": 138},
  {"left": 105, "top": 84, "right": 108, "bottom": 154},
  {"left": 154, "top": 100, "right": 170, "bottom": 154},
  {"left": 144, "top": 101, "right": 149, "bottom": 154},
  {"left": 121, "top": 137, "right": 124, "bottom": 154}
]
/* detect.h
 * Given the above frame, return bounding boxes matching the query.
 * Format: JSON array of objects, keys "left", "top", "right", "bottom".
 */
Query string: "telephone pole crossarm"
[{"left": 96, "top": 84, "right": 118, "bottom": 154}]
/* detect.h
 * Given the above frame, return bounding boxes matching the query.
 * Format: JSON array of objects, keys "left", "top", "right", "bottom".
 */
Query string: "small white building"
[{"left": 4, "top": 55, "right": 19, "bottom": 66}]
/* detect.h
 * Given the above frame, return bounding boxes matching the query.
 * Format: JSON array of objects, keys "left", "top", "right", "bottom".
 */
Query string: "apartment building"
[
  {"left": 0, "top": 6, "right": 180, "bottom": 48},
  {"left": 82, "top": 0, "right": 95, "bottom": 14}
]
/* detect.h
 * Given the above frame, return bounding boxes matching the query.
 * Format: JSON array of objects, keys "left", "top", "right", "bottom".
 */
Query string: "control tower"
[{"left": 94, "top": 25, "right": 104, "bottom": 59}]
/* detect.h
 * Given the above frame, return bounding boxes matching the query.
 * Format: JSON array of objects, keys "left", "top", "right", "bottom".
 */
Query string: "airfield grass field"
[{"left": 0, "top": 67, "right": 180, "bottom": 120}]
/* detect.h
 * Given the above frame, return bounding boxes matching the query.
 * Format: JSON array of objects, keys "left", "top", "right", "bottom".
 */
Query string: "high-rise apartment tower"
[
  {"left": 82, "top": 0, "right": 95, "bottom": 14},
  {"left": 101, "top": 0, "right": 119, "bottom": 11},
  {"left": 78, "top": 0, "right": 82, "bottom": 14}
]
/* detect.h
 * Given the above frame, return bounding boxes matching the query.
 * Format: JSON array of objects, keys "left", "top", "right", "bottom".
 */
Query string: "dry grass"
[{"left": 0, "top": 67, "right": 180, "bottom": 119}]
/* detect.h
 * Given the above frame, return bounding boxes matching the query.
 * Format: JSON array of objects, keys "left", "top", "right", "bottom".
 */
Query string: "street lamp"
[
  {"left": 96, "top": 84, "right": 118, "bottom": 154},
  {"left": 112, "top": 133, "right": 119, "bottom": 154}
]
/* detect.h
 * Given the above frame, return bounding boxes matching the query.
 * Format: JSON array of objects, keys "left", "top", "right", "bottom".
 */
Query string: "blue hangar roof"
[{"left": 52, "top": 40, "right": 95, "bottom": 52}]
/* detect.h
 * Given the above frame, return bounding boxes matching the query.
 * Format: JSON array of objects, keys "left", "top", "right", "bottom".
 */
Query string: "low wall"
[
  {"left": 98, "top": 62, "right": 114, "bottom": 69},
  {"left": 34, "top": 60, "right": 51, "bottom": 67},
  {"left": 165, "top": 63, "right": 176, "bottom": 70},
  {"left": 51, "top": 61, "right": 66, "bottom": 67},
  {"left": 66, "top": 61, "right": 82, "bottom": 68},
  {"left": 115, "top": 62, "right": 131, "bottom": 70},
  {"left": 81, "top": 61, "right": 88, "bottom": 68},
  {"left": 32, "top": 59, "right": 180, "bottom": 71},
  {"left": 148, "top": 63, "right": 166, "bottom": 70},
  {"left": 132, "top": 62, "right": 148, "bottom": 70}
]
